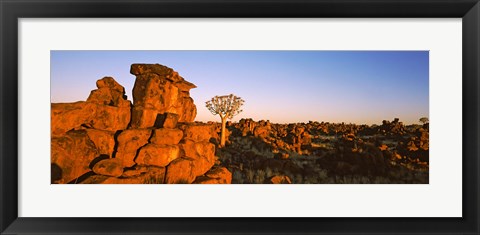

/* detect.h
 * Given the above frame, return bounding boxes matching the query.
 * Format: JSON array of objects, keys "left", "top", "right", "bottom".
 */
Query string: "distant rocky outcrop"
[
  {"left": 51, "top": 64, "right": 231, "bottom": 184},
  {"left": 220, "top": 117, "right": 428, "bottom": 184}
]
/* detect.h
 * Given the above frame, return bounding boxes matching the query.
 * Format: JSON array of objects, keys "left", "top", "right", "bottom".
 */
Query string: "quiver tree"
[{"left": 206, "top": 94, "right": 244, "bottom": 147}]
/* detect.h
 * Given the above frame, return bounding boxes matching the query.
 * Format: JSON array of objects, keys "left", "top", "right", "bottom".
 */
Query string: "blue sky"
[{"left": 51, "top": 51, "right": 428, "bottom": 125}]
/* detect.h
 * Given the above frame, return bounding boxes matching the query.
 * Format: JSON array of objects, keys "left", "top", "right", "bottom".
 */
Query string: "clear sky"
[{"left": 51, "top": 51, "right": 428, "bottom": 125}]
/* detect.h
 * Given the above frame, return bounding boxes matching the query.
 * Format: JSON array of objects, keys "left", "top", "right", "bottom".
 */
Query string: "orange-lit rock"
[
  {"left": 135, "top": 144, "right": 180, "bottom": 167},
  {"left": 150, "top": 128, "right": 183, "bottom": 145},
  {"left": 178, "top": 123, "right": 216, "bottom": 142},
  {"left": 407, "top": 140, "right": 419, "bottom": 151},
  {"left": 379, "top": 144, "right": 388, "bottom": 151},
  {"left": 92, "top": 158, "right": 124, "bottom": 177},
  {"left": 193, "top": 176, "right": 220, "bottom": 184},
  {"left": 164, "top": 158, "right": 196, "bottom": 184},
  {"left": 81, "top": 166, "right": 165, "bottom": 184},
  {"left": 180, "top": 140, "right": 216, "bottom": 177},
  {"left": 154, "top": 112, "right": 179, "bottom": 129},
  {"left": 205, "top": 166, "right": 232, "bottom": 184},
  {"left": 268, "top": 175, "right": 292, "bottom": 184},
  {"left": 51, "top": 77, "right": 131, "bottom": 137},
  {"left": 84, "top": 129, "right": 115, "bottom": 156},
  {"left": 114, "top": 129, "right": 152, "bottom": 167},
  {"left": 87, "top": 76, "right": 131, "bottom": 108},
  {"left": 129, "top": 64, "right": 197, "bottom": 128},
  {"left": 51, "top": 130, "right": 99, "bottom": 183}
]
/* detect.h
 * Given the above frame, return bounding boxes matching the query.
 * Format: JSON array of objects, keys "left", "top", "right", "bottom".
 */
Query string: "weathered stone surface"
[
  {"left": 180, "top": 140, "right": 216, "bottom": 177},
  {"left": 129, "top": 64, "right": 197, "bottom": 128},
  {"left": 51, "top": 130, "right": 99, "bottom": 183},
  {"left": 175, "top": 81, "right": 197, "bottom": 92},
  {"left": 51, "top": 66, "right": 228, "bottom": 184},
  {"left": 267, "top": 175, "right": 292, "bottom": 184},
  {"left": 87, "top": 77, "right": 131, "bottom": 108},
  {"left": 193, "top": 176, "right": 220, "bottom": 184},
  {"left": 78, "top": 175, "right": 110, "bottom": 184},
  {"left": 135, "top": 144, "right": 180, "bottom": 167},
  {"left": 51, "top": 102, "right": 130, "bottom": 136},
  {"left": 205, "top": 167, "right": 232, "bottom": 184},
  {"left": 51, "top": 102, "right": 90, "bottom": 136},
  {"left": 150, "top": 128, "right": 184, "bottom": 145},
  {"left": 131, "top": 63, "right": 183, "bottom": 82},
  {"left": 114, "top": 129, "right": 152, "bottom": 167},
  {"left": 88, "top": 104, "right": 130, "bottom": 131},
  {"left": 84, "top": 129, "right": 116, "bottom": 156},
  {"left": 51, "top": 77, "right": 131, "bottom": 137},
  {"left": 154, "top": 112, "right": 179, "bottom": 129},
  {"left": 96, "top": 76, "right": 125, "bottom": 92},
  {"left": 82, "top": 166, "right": 165, "bottom": 184},
  {"left": 130, "top": 107, "right": 158, "bottom": 130},
  {"left": 92, "top": 158, "right": 124, "bottom": 177},
  {"left": 165, "top": 158, "right": 196, "bottom": 184},
  {"left": 178, "top": 123, "right": 216, "bottom": 142}
]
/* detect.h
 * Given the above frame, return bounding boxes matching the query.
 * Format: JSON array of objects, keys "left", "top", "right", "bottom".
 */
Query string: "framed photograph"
[{"left": 1, "top": 0, "right": 478, "bottom": 234}]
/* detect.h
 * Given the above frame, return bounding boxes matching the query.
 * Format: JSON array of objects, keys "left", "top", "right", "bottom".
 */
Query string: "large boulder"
[
  {"left": 154, "top": 112, "right": 179, "bottom": 129},
  {"left": 81, "top": 166, "right": 166, "bottom": 184},
  {"left": 135, "top": 144, "right": 180, "bottom": 167},
  {"left": 130, "top": 64, "right": 197, "bottom": 128},
  {"left": 180, "top": 140, "right": 216, "bottom": 177},
  {"left": 164, "top": 158, "right": 196, "bottom": 184},
  {"left": 84, "top": 129, "right": 116, "bottom": 157},
  {"left": 114, "top": 129, "right": 152, "bottom": 167},
  {"left": 51, "top": 130, "right": 99, "bottom": 183},
  {"left": 193, "top": 167, "right": 233, "bottom": 184},
  {"left": 150, "top": 128, "right": 183, "bottom": 145},
  {"left": 87, "top": 76, "right": 131, "bottom": 108},
  {"left": 51, "top": 77, "right": 131, "bottom": 137}
]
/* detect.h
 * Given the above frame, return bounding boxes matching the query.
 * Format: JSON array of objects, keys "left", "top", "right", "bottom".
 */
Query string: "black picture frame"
[{"left": 1, "top": 0, "right": 479, "bottom": 234}]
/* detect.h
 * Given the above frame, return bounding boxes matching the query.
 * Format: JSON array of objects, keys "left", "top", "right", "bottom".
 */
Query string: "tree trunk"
[{"left": 220, "top": 117, "right": 227, "bottom": 147}]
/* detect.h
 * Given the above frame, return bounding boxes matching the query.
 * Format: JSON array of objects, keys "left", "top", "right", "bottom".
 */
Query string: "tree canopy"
[{"left": 205, "top": 94, "right": 244, "bottom": 119}]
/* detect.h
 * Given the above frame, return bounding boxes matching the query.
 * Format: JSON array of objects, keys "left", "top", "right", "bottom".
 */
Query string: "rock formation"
[
  {"left": 130, "top": 64, "right": 197, "bottom": 128},
  {"left": 51, "top": 77, "right": 131, "bottom": 137},
  {"left": 51, "top": 64, "right": 231, "bottom": 184},
  {"left": 220, "top": 117, "right": 428, "bottom": 184}
]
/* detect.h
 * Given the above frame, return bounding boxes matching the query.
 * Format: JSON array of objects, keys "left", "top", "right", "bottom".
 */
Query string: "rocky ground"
[{"left": 214, "top": 118, "right": 429, "bottom": 184}]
